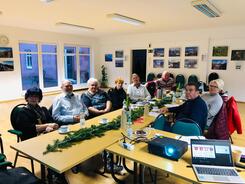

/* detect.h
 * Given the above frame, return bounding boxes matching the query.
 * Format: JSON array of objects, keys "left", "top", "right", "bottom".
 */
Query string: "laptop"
[{"left": 191, "top": 139, "right": 245, "bottom": 183}]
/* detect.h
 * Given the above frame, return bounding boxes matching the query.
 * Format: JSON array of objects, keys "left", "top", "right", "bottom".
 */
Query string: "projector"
[{"left": 148, "top": 137, "right": 188, "bottom": 161}]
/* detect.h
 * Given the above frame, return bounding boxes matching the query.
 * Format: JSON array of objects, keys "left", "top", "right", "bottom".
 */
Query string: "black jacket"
[{"left": 108, "top": 87, "right": 126, "bottom": 110}]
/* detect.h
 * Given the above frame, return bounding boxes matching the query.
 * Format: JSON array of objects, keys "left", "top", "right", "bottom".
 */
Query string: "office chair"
[{"left": 152, "top": 114, "right": 166, "bottom": 131}]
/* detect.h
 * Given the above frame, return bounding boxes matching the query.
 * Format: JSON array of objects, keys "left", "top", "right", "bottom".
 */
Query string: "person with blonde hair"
[{"left": 108, "top": 77, "right": 126, "bottom": 110}]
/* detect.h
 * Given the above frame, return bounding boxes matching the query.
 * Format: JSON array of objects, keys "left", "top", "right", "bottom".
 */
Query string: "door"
[{"left": 132, "top": 49, "right": 147, "bottom": 83}]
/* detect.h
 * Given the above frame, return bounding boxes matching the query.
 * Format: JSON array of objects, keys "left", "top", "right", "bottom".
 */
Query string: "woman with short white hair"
[
  {"left": 201, "top": 79, "right": 224, "bottom": 127},
  {"left": 82, "top": 78, "right": 111, "bottom": 118}
]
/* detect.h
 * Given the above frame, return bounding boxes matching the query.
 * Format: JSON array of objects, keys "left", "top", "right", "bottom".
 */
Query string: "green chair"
[
  {"left": 175, "top": 74, "right": 186, "bottom": 89},
  {"left": 171, "top": 118, "right": 202, "bottom": 136},
  {"left": 188, "top": 74, "right": 198, "bottom": 84},
  {"left": 9, "top": 104, "right": 35, "bottom": 173},
  {"left": 152, "top": 114, "right": 166, "bottom": 130}
]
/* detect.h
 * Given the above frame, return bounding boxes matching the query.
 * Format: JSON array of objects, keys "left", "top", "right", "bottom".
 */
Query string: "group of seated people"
[{"left": 14, "top": 71, "right": 226, "bottom": 142}]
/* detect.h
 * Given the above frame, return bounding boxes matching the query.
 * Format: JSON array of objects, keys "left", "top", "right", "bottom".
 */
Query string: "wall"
[
  {"left": 97, "top": 26, "right": 245, "bottom": 102},
  {"left": 0, "top": 25, "right": 97, "bottom": 101}
]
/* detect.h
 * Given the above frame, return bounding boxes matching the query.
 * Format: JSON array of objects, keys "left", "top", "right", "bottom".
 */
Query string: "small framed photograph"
[
  {"left": 212, "top": 59, "right": 227, "bottom": 70},
  {"left": 153, "top": 59, "right": 164, "bottom": 68},
  {"left": 168, "top": 58, "right": 180, "bottom": 68},
  {"left": 105, "top": 54, "right": 113, "bottom": 62},
  {"left": 212, "top": 46, "right": 228, "bottom": 57},
  {"left": 231, "top": 50, "right": 245, "bottom": 61},
  {"left": 184, "top": 59, "right": 198, "bottom": 69},
  {"left": 0, "top": 60, "right": 14, "bottom": 71},
  {"left": 115, "top": 50, "right": 124, "bottom": 58},
  {"left": 169, "top": 47, "right": 181, "bottom": 57},
  {"left": 0, "top": 47, "right": 13, "bottom": 58},
  {"left": 185, "top": 47, "right": 198, "bottom": 56},
  {"left": 153, "top": 48, "right": 164, "bottom": 57},
  {"left": 115, "top": 59, "right": 123, "bottom": 67}
]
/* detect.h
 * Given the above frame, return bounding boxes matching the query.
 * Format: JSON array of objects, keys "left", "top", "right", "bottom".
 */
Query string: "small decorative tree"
[{"left": 100, "top": 65, "right": 108, "bottom": 88}]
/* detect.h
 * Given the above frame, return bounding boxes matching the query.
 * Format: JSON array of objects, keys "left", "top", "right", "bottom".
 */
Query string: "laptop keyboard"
[{"left": 196, "top": 167, "right": 238, "bottom": 176}]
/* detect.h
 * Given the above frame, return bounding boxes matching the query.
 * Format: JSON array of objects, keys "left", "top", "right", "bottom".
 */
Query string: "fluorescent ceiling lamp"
[
  {"left": 40, "top": 0, "right": 54, "bottom": 3},
  {"left": 56, "top": 22, "right": 94, "bottom": 31},
  {"left": 108, "top": 13, "right": 145, "bottom": 26},
  {"left": 191, "top": 0, "right": 221, "bottom": 18}
]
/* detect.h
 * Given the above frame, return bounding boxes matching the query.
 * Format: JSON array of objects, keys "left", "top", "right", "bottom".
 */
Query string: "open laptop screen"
[{"left": 191, "top": 139, "right": 233, "bottom": 167}]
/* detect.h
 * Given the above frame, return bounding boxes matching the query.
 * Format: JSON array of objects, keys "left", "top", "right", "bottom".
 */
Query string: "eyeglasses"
[{"left": 209, "top": 85, "right": 218, "bottom": 89}]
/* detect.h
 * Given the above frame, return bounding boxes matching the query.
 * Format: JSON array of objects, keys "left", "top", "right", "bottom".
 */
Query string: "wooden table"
[
  {"left": 106, "top": 130, "right": 245, "bottom": 184},
  {"left": 10, "top": 109, "right": 155, "bottom": 175}
]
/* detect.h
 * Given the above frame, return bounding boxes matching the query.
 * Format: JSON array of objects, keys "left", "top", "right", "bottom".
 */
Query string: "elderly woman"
[
  {"left": 156, "top": 71, "right": 175, "bottom": 91},
  {"left": 201, "top": 79, "right": 224, "bottom": 127},
  {"left": 127, "top": 73, "right": 151, "bottom": 102},
  {"left": 108, "top": 78, "right": 126, "bottom": 110},
  {"left": 82, "top": 78, "right": 111, "bottom": 118},
  {"left": 14, "top": 87, "right": 59, "bottom": 141}
]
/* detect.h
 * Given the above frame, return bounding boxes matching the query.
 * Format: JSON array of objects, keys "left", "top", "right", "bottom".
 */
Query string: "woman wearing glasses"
[{"left": 201, "top": 79, "right": 224, "bottom": 127}]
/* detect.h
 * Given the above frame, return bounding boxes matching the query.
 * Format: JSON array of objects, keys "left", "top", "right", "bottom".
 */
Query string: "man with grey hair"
[
  {"left": 52, "top": 80, "right": 88, "bottom": 125},
  {"left": 82, "top": 78, "right": 111, "bottom": 118}
]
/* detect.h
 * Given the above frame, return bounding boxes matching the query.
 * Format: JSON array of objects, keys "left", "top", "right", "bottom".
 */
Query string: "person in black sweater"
[
  {"left": 108, "top": 78, "right": 126, "bottom": 111},
  {"left": 14, "top": 87, "right": 59, "bottom": 141},
  {"left": 161, "top": 83, "right": 208, "bottom": 132}
]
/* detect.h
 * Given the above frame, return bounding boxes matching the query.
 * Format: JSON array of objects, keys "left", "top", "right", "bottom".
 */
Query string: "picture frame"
[
  {"left": 168, "top": 58, "right": 180, "bottom": 68},
  {"left": 231, "top": 50, "right": 245, "bottom": 61},
  {"left": 105, "top": 54, "right": 113, "bottom": 62},
  {"left": 184, "top": 59, "right": 198, "bottom": 69},
  {"left": 0, "top": 47, "right": 13, "bottom": 58},
  {"left": 169, "top": 47, "right": 181, "bottom": 57},
  {"left": 185, "top": 47, "right": 198, "bottom": 56},
  {"left": 211, "top": 59, "right": 227, "bottom": 70},
  {"left": 0, "top": 60, "right": 14, "bottom": 71},
  {"left": 115, "top": 59, "right": 123, "bottom": 67},
  {"left": 115, "top": 50, "right": 124, "bottom": 58},
  {"left": 153, "top": 59, "right": 164, "bottom": 68},
  {"left": 153, "top": 48, "right": 164, "bottom": 57},
  {"left": 212, "top": 46, "right": 228, "bottom": 57}
]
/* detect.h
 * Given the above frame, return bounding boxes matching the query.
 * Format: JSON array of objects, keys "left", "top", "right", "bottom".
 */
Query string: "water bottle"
[
  {"left": 125, "top": 106, "right": 133, "bottom": 138},
  {"left": 80, "top": 110, "right": 85, "bottom": 127},
  {"left": 144, "top": 103, "right": 149, "bottom": 117}
]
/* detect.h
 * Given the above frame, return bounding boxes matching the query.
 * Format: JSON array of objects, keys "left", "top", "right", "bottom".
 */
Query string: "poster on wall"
[
  {"left": 231, "top": 50, "right": 245, "bottom": 61},
  {"left": 153, "top": 59, "right": 164, "bottom": 68},
  {"left": 105, "top": 54, "right": 113, "bottom": 62},
  {"left": 115, "top": 59, "right": 123, "bottom": 67},
  {"left": 212, "top": 46, "right": 228, "bottom": 57},
  {"left": 211, "top": 59, "right": 227, "bottom": 70},
  {"left": 115, "top": 50, "right": 124, "bottom": 58},
  {"left": 0, "top": 47, "right": 13, "bottom": 58},
  {"left": 153, "top": 48, "right": 164, "bottom": 57},
  {"left": 169, "top": 47, "right": 181, "bottom": 57},
  {"left": 184, "top": 59, "right": 198, "bottom": 69},
  {"left": 168, "top": 58, "right": 180, "bottom": 68},
  {"left": 0, "top": 60, "right": 14, "bottom": 71},
  {"left": 185, "top": 47, "right": 198, "bottom": 56}
]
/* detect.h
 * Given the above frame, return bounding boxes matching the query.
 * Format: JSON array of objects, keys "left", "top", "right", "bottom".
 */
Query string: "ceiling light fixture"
[
  {"left": 56, "top": 22, "right": 94, "bottom": 31},
  {"left": 40, "top": 0, "right": 54, "bottom": 3},
  {"left": 191, "top": 0, "right": 221, "bottom": 18},
  {"left": 107, "top": 13, "right": 145, "bottom": 26}
]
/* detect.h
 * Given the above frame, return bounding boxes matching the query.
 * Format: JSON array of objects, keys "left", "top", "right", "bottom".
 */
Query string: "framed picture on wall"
[
  {"left": 184, "top": 59, "right": 198, "bottom": 69},
  {"left": 169, "top": 47, "right": 181, "bottom": 57},
  {"left": 0, "top": 60, "right": 14, "bottom": 71},
  {"left": 115, "top": 59, "right": 123, "bottom": 67},
  {"left": 153, "top": 48, "right": 164, "bottom": 57},
  {"left": 115, "top": 50, "right": 124, "bottom": 58},
  {"left": 168, "top": 58, "right": 180, "bottom": 68},
  {"left": 0, "top": 47, "right": 13, "bottom": 58},
  {"left": 153, "top": 59, "right": 164, "bottom": 68},
  {"left": 185, "top": 47, "right": 198, "bottom": 56},
  {"left": 211, "top": 59, "right": 227, "bottom": 70},
  {"left": 105, "top": 54, "right": 113, "bottom": 62},
  {"left": 212, "top": 46, "right": 228, "bottom": 57},
  {"left": 231, "top": 50, "right": 245, "bottom": 61}
]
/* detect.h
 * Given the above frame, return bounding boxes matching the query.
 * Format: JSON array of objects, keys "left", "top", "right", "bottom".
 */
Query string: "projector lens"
[{"left": 165, "top": 146, "right": 175, "bottom": 157}]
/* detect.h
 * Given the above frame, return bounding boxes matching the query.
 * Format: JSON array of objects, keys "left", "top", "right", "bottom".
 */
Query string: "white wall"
[
  {"left": 0, "top": 25, "right": 97, "bottom": 101},
  {"left": 97, "top": 26, "right": 245, "bottom": 102}
]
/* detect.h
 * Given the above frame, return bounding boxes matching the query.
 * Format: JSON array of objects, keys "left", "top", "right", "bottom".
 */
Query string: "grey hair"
[
  {"left": 61, "top": 79, "right": 72, "bottom": 86},
  {"left": 87, "top": 78, "right": 99, "bottom": 86}
]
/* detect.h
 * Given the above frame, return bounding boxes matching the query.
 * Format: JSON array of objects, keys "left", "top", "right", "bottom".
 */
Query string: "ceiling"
[{"left": 1, "top": 0, "right": 245, "bottom": 37}]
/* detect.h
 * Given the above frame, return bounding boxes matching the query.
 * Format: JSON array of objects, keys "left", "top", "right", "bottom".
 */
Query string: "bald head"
[{"left": 162, "top": 71, "right": 170, "bottom": 80}]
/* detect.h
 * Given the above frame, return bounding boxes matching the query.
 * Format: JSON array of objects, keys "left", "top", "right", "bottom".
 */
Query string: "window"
[
  {"left": 64, "top": 46, "right": 77, "bottom": 84},
  {"left": 79, "top": 47, "right": 90, "bottom": 83},
  {"left": 41, "top": 44, "right": 58, "bottom": 88},
  {"left": 19, "top": 43, "right": 39, "bottom": 90}
]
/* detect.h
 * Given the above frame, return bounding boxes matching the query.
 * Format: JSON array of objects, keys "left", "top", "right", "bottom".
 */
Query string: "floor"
[{"left": 0, "top": 92, "right": 244, "bottom": 184}]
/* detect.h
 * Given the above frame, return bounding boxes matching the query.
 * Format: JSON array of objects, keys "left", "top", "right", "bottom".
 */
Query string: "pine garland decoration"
[{"left": 43, "top": 108, "right": 145, "bottom": 155}]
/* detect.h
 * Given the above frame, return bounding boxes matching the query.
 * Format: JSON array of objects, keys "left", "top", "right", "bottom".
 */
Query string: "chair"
[
  {"left": 175, "top": 74, "right": 186, "bottom": 89},
  {"left": 146, "top": 81, "right": 156, "bottom": 98},
  {"left": 146, "top": 72, "right": 155, "bottom": 82},
  {"left": 171, "top": 118, "right": 202, "bottom": 136},
  {"left": 0, "top": 134, "right": 3, "bottom": 154},
  {"left": 188, "top": 74, "right": 198, "bottom": 84},
  {"left": 152, "top": 114, "right": 166, "bottom": 130},
  {"left": 169, "top": 73, "right": 174, "bottom": 80},
  {"left": 9, "top": 104, "right": 35, "bottom": 173},
  {"left": 208, "top": 72, "right": 219, "bottom": 83},
  {"left": 156, "top": 73, "right": 162, "bottom": 79}
]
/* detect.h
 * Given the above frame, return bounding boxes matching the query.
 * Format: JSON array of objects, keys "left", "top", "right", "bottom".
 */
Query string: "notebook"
[{"left": 191, "top": 139, "right": 245, "bottom": 183}]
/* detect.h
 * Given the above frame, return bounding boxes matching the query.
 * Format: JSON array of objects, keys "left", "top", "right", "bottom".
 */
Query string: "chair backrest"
[
  {"left": 152, "top": 114, "right": 166, "bottom": 131},
  {"left": 147, "top": 72, "right": 155, "bottom": 82},
  {"left": 171, "top": 118, "right": 202, "bottom": 136},
  {"left": 208, "top": 72, "right": 219, "bottom": 83},
  {"left": 156, "top": 73, "right": 162, "bottom": 79},
  {"left": 188, "top": 74, "right": 198, "bottom": 84},
  {"left": 146, "top": 81, "right": 156, "bottom": 98},
  {"left": 169, "top": 73, "right": 174, "bottom": 80},
  {"left": 10, "top": 104, "right": 26, "bottom": 131},
  {"left": 175, "top": 74, "right": 186, "bottom": 89},
  {"left": 0, "top": 135, "right": 3, "bottom": 154}
]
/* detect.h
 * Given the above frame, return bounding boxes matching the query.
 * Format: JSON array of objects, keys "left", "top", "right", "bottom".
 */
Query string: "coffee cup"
[
  {"left": 59, "top": 125, "right": 68, "bottom": 133},
  {"left": 232, "top": 150, "right": 242, "bottom": 164}
]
